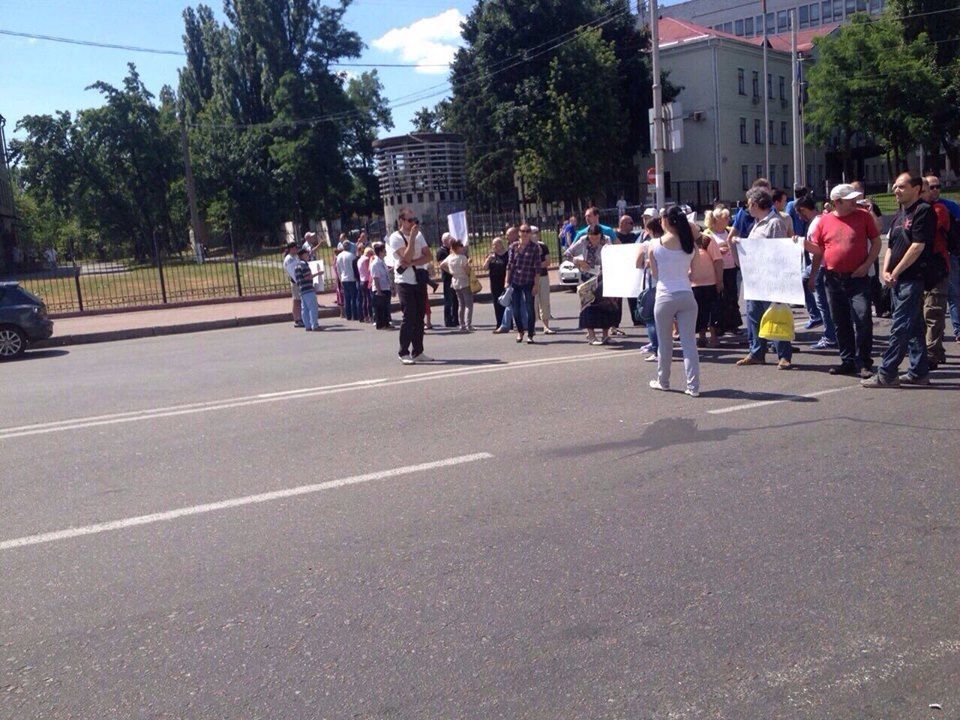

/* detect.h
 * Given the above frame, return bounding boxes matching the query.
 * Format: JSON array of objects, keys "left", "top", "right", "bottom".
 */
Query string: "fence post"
[
  {"left": 153, "top": 229, "right": 168, "bottom": 304},
  {"left": 73, "top": 264, "right": 84, "bottom": 312},
  {"left": 229, "top": 224, "right": 243, "bottom": 297}
]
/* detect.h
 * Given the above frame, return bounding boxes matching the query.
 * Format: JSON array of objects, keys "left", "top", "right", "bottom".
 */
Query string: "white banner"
[
  {"left": 737, "top": 236, "right": 805, "bottom": 305},
  {"left": 601, "top": 244, "right": 644, "bottom": 298},
  {"left": 447, "top": 211, "right": 469, "bottom": 245},
  {"left": 309, "top": 260, "right": 325, "bottom": 291}
]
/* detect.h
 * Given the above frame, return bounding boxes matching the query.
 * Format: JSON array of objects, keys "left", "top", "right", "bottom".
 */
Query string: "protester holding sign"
[{"left": 734, "top": 187, "right": 795, "bottom": 370}]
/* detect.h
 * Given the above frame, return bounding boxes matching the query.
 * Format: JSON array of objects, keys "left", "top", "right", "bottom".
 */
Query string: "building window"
[
  {"left": 735, "top": 18, "right": 745, "bottom": 35},
  {"left": 770, "top": 167, "right": 777, "bottom": 186},
  {"left": 742, "top": 165, "right": 750, "bottom": 190},
  {"left": 777, "top": 10, "right": 789, "bottom": 30},
  {"left": 781, "top": 121, "right": 788, "bottom": 144},
  {"left": 846, "top": 0, "right": 856, "bottom": 14},
  {"left": 834, "top": 1, "right": 844, "bottom": 20},
  {"left": 810, "top": 2, "right": 820, "bottom": 23},
  {"left": 766, "top": 12, "right": 775, "bottom": 32},
  {"left": 752, "top": 71, "right": 760, "bottom": 99},
  {"left": 822, "top": 0, "right": 832, "bottom": 21},
  {"left": 745, "top": 16, "right": 755, "bottom": 34},
  {"left": 723, "top": 21, "right": 734, "bottom": 33},
  {"left": 857, "top": 0, "right": 867, "bottom": 10},
  {"left": 869, "top": 0, "right": 880, "bottom": 11},
  {"left": 779, "top": 76, "right": 787, "bottom": 104},
  {"left": 740, "top": 117, "right": 748, "bottom": 143},
  {"left": 755, "top": 15, "right": 763, "bottom": 33},
  {"left": 767, "top": 73, "right": 774, "bottom": 99},
  {"left": 769, "top": 119, "right": 775, "bottom": 144},
  {"left": 755, "top": 119, "right": 763, "bottom": 143},
  {"left": 799, "top": 5, "right": 810, "bottom": 27},
  {"left": 783, "top": 164, "right": 790, "bottom": 186},
  {"left": 738, "top": 68, "right": 746, "bottom": 95}
]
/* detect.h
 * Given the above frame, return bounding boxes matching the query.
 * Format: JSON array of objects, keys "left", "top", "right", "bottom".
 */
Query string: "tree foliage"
[{"left": 447, "top": 0, "right": 673, "bottom": 209}]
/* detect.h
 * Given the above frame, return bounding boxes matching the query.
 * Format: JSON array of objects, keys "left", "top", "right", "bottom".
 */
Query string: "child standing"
[
  {"left": 370, "top": 242, "right": 394, "bottom": 329},
  {"left": 439, "top": 239, "right": 474, "bottom": 331}
]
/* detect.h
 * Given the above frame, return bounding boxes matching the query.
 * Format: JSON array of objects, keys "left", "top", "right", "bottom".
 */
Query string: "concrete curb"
[{"left": 38, "top": 284, "right": 572, "bottom": 348}]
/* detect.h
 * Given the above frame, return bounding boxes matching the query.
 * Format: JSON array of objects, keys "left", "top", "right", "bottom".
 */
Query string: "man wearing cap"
[
  {"left": 924, "top": 174, "right": 960, "bottom": 344},
  {"left": 808, "top": 184, "right": 881, "bottom": 377},
  {"left": 282, "top": 241, "right": 304, "bottom": 328},
  {"left": 863, "top": 172, "right": 935, "bottom": 388}
]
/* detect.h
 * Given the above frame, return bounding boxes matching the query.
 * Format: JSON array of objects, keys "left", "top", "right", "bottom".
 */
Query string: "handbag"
[
  {"left": 498, "top": 285, "right": 514, "bottom": 308},
  {"left": 758, "top": 303, "right": 795, "bottom": 341},
  {"left": 633, "top": 270, "right": 656, "bottom": 325},
  {"left": 468, "top": 266, "right": 482, "bottom": 295}
]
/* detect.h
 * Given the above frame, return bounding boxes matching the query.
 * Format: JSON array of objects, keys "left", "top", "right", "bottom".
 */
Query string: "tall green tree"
[
  {"left": 515, "top": 28, "right": 624, "bottom": 206},
  {"left": 448, "top": 0, "right": 672, "bottom": 210},
  {"left": 806, "top": 13, "right": 939, "bottom": 176}
]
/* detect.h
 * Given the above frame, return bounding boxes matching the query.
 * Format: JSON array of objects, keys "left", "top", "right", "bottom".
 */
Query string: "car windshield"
[{"left": 1, "top": 286, "right": 43, "bottom": 306}]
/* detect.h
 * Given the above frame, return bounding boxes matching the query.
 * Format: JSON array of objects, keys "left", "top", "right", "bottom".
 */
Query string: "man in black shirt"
[{"left": 862, "top": 172, "right": 934, "bottom": 388}]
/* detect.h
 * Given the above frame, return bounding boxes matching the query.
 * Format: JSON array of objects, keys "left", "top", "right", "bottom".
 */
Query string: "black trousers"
[
  {"left": 491, "top": 281, "right": 506, "bottom": 328},
  {"left": 824, "top": 272, "right": 873, "bottom": 368},
  {"left": 397, "top": 282, "right": 426, "bottom": 357},
  {"left": 373, "top": 290, "right": 391, "bottom": 328},
  {"left": 442, "top": 277, "right": 459, "bottom": 327}
]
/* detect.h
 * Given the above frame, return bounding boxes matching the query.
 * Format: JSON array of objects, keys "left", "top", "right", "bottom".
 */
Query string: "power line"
[
  {"left": 189, "top": 6, "right": 633, "bottom": 131},
  {"left": 0, "top": 27, "right": 450, "bottom": 67}
]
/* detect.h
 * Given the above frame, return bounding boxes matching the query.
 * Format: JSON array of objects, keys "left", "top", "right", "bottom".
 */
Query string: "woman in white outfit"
[{"left": 647, "top": 206, "right": 701, "bottom": 397}]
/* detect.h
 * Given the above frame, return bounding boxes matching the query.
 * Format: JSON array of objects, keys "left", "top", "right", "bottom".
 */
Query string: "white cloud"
[{"left": 372, "top": 8, "right": 465, "bottom": 75}]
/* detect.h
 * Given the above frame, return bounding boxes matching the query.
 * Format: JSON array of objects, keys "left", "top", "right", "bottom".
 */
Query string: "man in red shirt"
[
  {"left": 922, "top": 176, "right": 952, "bottom": 369},
  {"left": 809, "top": 183, "right": 882, "bottom": 376}
]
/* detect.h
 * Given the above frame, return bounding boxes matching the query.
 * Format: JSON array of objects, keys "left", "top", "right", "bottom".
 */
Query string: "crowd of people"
[{"left": 281, "top": 174, "right": 958, "bottom": 393}]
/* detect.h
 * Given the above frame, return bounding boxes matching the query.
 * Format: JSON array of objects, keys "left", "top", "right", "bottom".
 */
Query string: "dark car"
[{"left": 0, "top": 282, "right": 54, "bottom": 359}]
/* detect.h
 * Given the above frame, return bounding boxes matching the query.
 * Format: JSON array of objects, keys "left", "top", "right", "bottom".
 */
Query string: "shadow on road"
[{"left": 14, "top": 349, "right": 71, "bottom": 361}]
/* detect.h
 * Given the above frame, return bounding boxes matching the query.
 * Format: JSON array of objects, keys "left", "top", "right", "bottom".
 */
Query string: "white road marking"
[
  {"left": 0, "top": 350, "right": 646, "bottom": 440},
  {"left": 0, "top": 453, "right": 493, "bottom": 552},
  {"left": 706, "top": 386, "right": 853, "bottom": 414}
]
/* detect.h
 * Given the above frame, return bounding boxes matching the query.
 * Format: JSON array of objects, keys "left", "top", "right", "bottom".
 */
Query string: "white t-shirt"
[
  {"left": 336, "top": 250, "right": 357, "bottom": 282},
  {"left": 370, "top": 256, "right": 391, "bottom": 291},
  {"left": 282, "top": 253, "right": 298, "bottom": 283},
  {"left": 652, "top": 242, "right": 695, "bottom": 294},
  {"left": 388, "top": 230, "right": 428, "bottom": 285}
]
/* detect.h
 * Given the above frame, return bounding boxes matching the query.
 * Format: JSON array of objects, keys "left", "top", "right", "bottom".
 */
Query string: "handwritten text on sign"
[{"left": 737, "top": 236, "right": 805, "bottom": 305}]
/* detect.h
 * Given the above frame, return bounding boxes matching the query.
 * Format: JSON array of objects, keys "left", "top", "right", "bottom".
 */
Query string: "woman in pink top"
[
  {"left": 689, "top": 223, "right": 724, "bottom": 347},
  {"left": 704, "top": 205, "right": 742, "bottom": 336}
]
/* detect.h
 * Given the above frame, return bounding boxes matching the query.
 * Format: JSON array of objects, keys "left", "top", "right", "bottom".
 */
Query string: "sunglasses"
[
  {"left": 520, "top": 229, "right": 532, "bottom": 233},
  {"left": 929, "top": 185, "right": 941, "bottom": 190}
]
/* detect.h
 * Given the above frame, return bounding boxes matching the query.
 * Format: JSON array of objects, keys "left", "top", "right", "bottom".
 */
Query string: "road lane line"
[
  {"left": 706, "top": 386, "right": 853, "bottom": 414},
  {"left": 0, "top": 453, "right": 494, "bottom": 552},
  {"left": 0, "top": 350, "right": 645, "bottom": 440}
]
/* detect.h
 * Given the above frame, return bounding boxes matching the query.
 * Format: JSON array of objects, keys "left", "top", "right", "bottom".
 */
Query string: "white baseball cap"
[{"left": 829, "top": 183, "right": 863, "bottom": 201}]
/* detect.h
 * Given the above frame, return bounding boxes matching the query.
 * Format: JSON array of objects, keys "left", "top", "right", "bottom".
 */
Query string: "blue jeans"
[
  {"left": 823, "top": 272, "right": 872, "bottom": 368},
  {"left": 511, "top": 282, "right": 536, "bottom": 338},
  {"left": 802, "top": 263, "right": 822, "bottom": 323},
  {"left": 814, "top": 268, "right": 837, "bottom": 343},
  {"left": 947, "top": 253, "right": 960, "bottom": 336},
  {"left": 879, "top": 277, "right": 929, "bottom": 380},
  {"left": 300, "top": 291, "right": 319, "bottom": 330},
  {"left": 646, "top": 319, "right": 659, "bottom": 352},
  {"left": 342, "top": 280, "right": 359, "bottom": 321},
  {"left": 746, "top": 299, "right": 792, "bottom": 361}
]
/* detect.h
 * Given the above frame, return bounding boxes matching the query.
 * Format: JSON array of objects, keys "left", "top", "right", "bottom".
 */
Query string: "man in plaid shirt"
[{"left": 506, "top": 223, "right": 542, "bottom": 344}]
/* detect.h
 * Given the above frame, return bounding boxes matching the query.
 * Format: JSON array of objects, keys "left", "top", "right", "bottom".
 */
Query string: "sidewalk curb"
[{"left": 36, "top": 284, "right": 572, "bottom": 348}]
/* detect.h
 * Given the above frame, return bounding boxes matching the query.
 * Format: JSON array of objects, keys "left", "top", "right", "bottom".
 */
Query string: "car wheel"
[{"left": 0, "top": 325, "right": 27, "bottom": 360}]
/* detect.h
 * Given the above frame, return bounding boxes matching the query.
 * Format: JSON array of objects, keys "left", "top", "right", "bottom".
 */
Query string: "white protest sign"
[
  {"left": 309, "top": 260, "right": 325, "bottom": 291},
  {"left": 737, "top": 236, "right": 804, "bottom": 305},
  {"left": 601, "top": 244, "right": 644, "bottom": 298},
  {"left": 447, "top": 211, "right": 469, "bottom": 246}
]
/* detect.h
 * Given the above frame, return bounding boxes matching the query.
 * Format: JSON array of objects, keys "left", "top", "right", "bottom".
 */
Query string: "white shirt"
[
  {"left": 335, "top": 250, "right": 357, "bottom": 282},
  {"left": 652, "top": 242, "right": 694, "bottom": 294},
  {"left": 388, "top": 230, "right": 428, "bottom": 285},
  {"left": 370, "top": 256, "right": 391, "bottom": 291},
  {"left": 282, "top": 253, "right": 298, "bottom": 283}
]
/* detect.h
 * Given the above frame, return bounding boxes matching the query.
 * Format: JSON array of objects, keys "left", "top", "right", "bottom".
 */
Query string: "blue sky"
[{"left": 0, "top": 0, "right": 483, "bottom": 141}]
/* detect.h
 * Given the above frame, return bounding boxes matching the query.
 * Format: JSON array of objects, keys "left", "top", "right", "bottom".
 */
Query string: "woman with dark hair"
[
  {"left": 576, "top": 225, "right": 619, "bottom": 345},
  {"left": 647, "top": 206, "right": 701, "bottom": 396}
]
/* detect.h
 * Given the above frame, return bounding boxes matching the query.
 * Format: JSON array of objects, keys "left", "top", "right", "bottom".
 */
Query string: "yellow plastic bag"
[
  {"left": 468, "top": 266, "right": 482, "bottom": 295},
  {"left": 758, "top": 303, "right": 795, "bottom": 342}
]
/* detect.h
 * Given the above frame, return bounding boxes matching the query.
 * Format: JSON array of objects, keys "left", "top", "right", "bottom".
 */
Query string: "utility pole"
[
  {"left": 762, "top": 0, "right": 770, "bottom": 180},
  {"left": 650, "top": 0, "right": 666, "bottom": 210},
  {"left": 178, "top": 112, "right": 207, "bottom": 264},
  {"left": 790, "top": 9, "right": 802, "bottom": 192}
]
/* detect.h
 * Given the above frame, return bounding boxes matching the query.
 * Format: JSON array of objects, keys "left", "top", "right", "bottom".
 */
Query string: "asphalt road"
[{"left": 2, "top": 291, "right": 959, "bottom": 719}]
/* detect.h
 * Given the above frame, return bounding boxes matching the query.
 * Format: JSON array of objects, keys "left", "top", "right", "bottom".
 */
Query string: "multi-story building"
[
  {"left": 639, "top": 17, "right": 839, "bottom": 204},
  {"left": 0, "top": 114, "right": 18, "bottom": 274},
  {"left": 659, "top": 0, "right": 887, "bottom": 38}
]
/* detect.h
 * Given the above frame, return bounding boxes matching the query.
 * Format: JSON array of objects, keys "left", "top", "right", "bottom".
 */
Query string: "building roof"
[{"left": 657, "top": 16, "right": 840, "bottom": 53}]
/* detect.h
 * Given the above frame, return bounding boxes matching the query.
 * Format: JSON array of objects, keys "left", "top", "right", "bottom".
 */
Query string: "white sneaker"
[
  {"left": 399, "top": 355, "right": 415, "bottom": 365},
  {"left": 412, "top": 353, "right": 435, "bottom": 363},
  {"left": 644, "top": 354, "right": 658, "bottom": 362},
  {"left": 685, "top": 388, "right": 700, "bottom": 398},
  {"left": 649, "top": 379, "right": 668, "bottom": 391}
]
